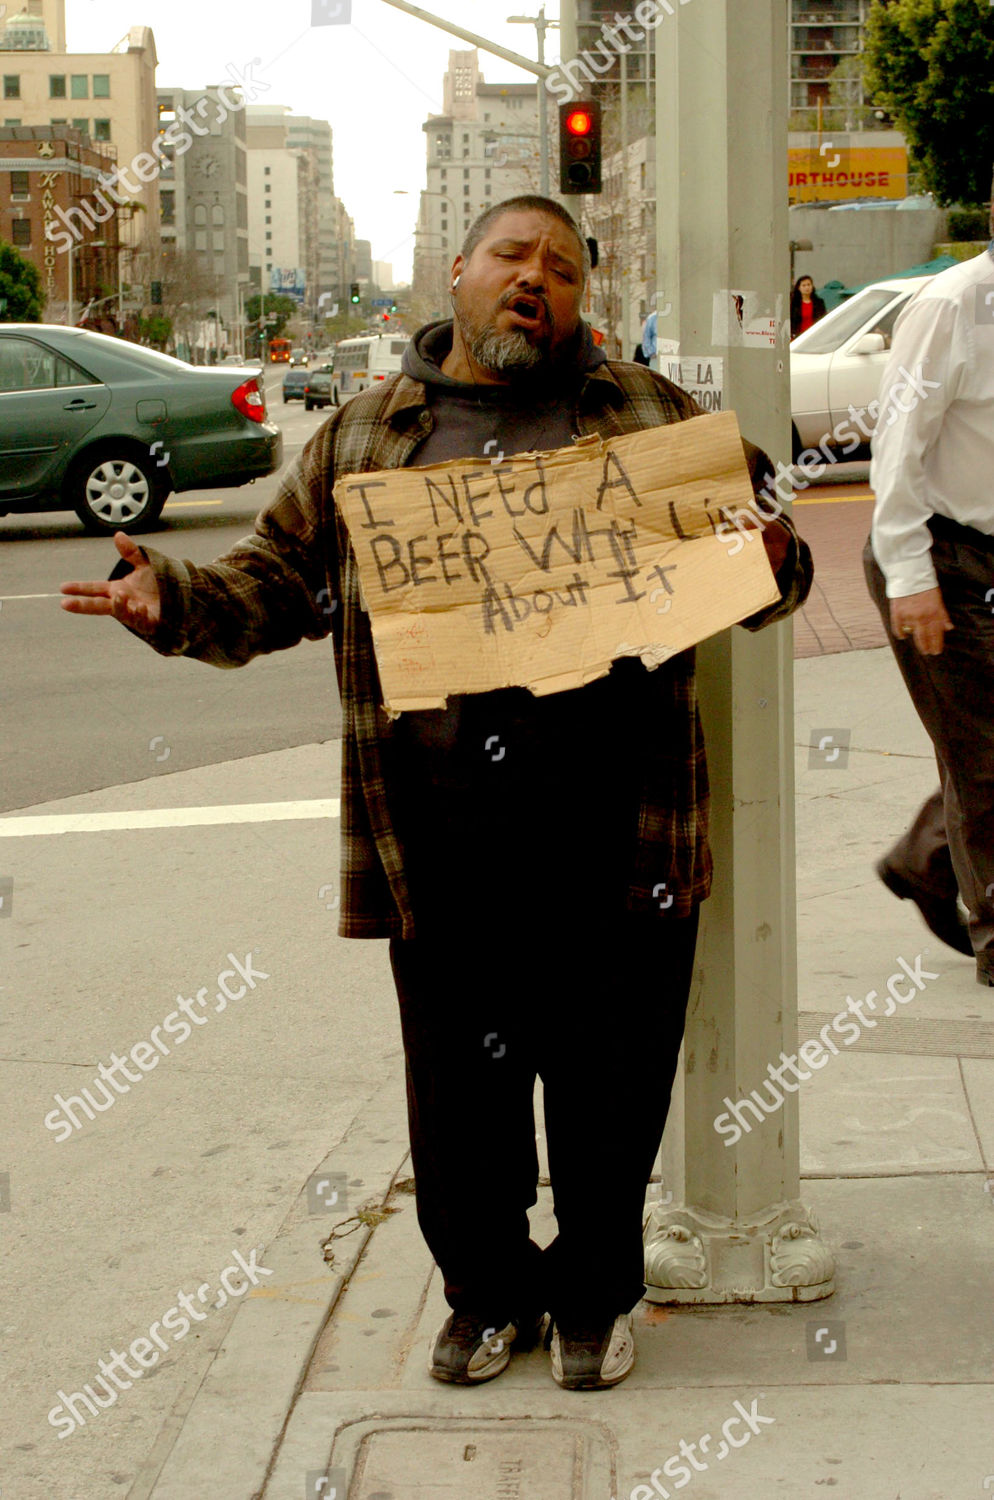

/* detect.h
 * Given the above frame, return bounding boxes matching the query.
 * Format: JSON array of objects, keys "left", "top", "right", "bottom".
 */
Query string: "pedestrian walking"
[
  {"left": 864, "top": 194, "right": 994, "bottom": 984},
  {"left": 61, "top": 196, "right": 813, "bottom": 1390}
]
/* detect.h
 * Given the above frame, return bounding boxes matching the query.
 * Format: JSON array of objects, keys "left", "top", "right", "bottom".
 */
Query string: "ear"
[{"left": 450, "top": 254, "right": 465, "bottom": 291}]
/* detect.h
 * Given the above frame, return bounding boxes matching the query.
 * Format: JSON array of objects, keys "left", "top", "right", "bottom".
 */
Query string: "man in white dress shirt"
[{"left": 864, "top": 194, "right": 994, "bottom": 985}]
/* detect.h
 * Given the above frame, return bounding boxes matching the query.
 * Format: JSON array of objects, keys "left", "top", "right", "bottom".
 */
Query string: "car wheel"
[
  {"left": 70, "top": 449, "right": 166, "bottom": 535},
  {"left": 791, "top": 422, "right": 803, "bottom": 464},
  {"left": 305, "top": 399, "right": 314, "bottom": 411}
]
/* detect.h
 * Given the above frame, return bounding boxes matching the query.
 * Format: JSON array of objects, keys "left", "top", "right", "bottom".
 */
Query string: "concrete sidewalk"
[
  {"left": 125, "top": 643, "right": 994, "bottom": 1500},
  {"left": 8, "top": 641, "right": 985, "bottom": 1500}
]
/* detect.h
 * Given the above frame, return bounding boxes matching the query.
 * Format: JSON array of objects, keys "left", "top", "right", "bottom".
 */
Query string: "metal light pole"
[{"left": 507, "top": 8, "right": 559, "bottom": 197}]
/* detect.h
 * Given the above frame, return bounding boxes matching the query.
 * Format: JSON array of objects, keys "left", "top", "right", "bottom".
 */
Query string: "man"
[
  {"left": 62, "top": 197, "right": 812, "bottom": 1390},
  {"left": 865, "top": 194, "right": 994, "bottom": 984}
]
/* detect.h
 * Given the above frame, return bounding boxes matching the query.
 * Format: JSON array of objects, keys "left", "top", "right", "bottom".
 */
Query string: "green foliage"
[
  {"left": 863, "top": 0, "right": 994, "bottom": 206},
  {"left": 0, "top": 240, "right": 44, "bottom": 322},
  {"left": 137, "top": 314, "right": 173, "bottom": 350},
  {"left": 244, "top": 293, "right": 298, "bottom": 337},
  {"left": 946, "top": 206, "right": 990, "bottom": 240}
]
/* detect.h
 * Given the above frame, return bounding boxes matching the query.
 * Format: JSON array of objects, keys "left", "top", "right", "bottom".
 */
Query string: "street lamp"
[
  {"left": 789, "top": 237, "right": 813, "bottom": 283},
  {"left": 507, "top": 7, "right": 558, "bottom": 198},
  {"left": 68, "top": 238, "right": 106, "bottom": 327}
]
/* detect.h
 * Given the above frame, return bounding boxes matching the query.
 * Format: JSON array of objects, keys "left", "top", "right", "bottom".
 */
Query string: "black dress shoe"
[{"left": 876, "top": 860, "right": 973, "bottom": 957}]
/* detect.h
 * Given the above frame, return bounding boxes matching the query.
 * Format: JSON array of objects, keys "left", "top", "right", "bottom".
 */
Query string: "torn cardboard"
[{"left": 333, "top": 409, "right": 780, "bottom": 714}]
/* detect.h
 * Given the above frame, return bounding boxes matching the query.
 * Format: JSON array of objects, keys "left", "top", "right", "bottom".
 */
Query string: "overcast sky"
[{"left": 66, "top": 0, "right": 563, "bottom": 282}]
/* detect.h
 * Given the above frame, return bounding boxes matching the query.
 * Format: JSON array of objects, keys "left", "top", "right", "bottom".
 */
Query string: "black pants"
[
  {"left": 389, "top": 903, "right": 699, "bottom": 1325},
  {"left": 864, "top": 520, "right": 994, "bottom": 980}
]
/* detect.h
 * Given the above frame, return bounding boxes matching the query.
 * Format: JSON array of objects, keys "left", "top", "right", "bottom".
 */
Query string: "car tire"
[
  {"left": 305, "top": 399, "right": 314, "bottom": 411},
  {"left": 70, "top": 449, "right": 167, "bottom": 536},
  {"left": 791, "top": 422, "right": 803, "bottom": 464}
]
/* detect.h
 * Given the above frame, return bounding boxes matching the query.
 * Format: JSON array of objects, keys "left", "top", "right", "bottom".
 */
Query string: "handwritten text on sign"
[{"left": 334, "top": 410, "right": 779, "bottom": 713}]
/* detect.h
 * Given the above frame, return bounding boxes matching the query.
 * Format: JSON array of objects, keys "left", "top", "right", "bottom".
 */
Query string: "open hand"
[{"left": 60, "top": 532, "right": 162, "bottom": 636}]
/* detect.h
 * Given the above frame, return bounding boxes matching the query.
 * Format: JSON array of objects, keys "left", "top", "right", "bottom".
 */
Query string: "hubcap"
[{"left": 85, "top": 460, "right": 151, "bottom": 524}]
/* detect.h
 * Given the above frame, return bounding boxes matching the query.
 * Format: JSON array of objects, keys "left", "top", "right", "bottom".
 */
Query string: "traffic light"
[
  {"left": 150, "top": 280, "right": 162, "bottom": 305},
  {"left": 559, "top": 101, "right": 602, "bottom": 194},
  {"left": 350, "top": 282, "right": 361, "bottom": 304},
  {"left": 381, "top": 313, "right": 391, "bottom": 322}
]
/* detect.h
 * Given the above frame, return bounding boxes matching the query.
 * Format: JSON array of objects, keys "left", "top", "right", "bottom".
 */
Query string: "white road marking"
[{"left": 0, "top": 800, "right": 340, "bottom": 838}]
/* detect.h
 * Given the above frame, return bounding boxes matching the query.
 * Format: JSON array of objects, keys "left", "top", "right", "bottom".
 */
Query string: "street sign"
[{"left": 371, "top": 298, "right": 392, "bottom": 307}]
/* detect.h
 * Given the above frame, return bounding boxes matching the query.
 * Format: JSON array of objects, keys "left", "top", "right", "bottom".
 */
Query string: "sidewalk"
[{"left": 123, "top": 642, "right": 994, "bottom": 1500}]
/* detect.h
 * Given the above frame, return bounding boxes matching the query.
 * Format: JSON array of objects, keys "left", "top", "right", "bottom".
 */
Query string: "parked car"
[
  {"left": 303, "top": 364, "right": 334, "bottom": 411},
  {"left": 289, "top": 348, "right": 309, "bottom": 367},
  {"left": 0, "top": 325, "right": 282, "bottom": 535},
  {"left": 282, "top": 368, "right": 310, "bottom": 404},
  {"left": 218, "top": 353, "right": 262, "bottom": 370},
  {"left": 790, "top": 274, "right": 934, "bottom": 460}
]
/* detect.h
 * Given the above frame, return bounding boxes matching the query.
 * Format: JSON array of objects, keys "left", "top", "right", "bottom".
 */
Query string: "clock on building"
[{"left": 197, "top": 155, "right": 220, "bottom": 179}]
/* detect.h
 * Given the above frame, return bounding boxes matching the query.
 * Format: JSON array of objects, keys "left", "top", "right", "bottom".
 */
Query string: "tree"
[
  {"left": 0, "top": 240, "right": 44, "bottom": 322},
  {"left": 863, "top": 0, "right": 994, "bottom": 205},
  {"left": 244, "top": 293, "right": 298, "bottom": 339}
]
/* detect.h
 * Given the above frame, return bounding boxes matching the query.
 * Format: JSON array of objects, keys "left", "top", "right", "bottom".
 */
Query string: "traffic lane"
[
  {"left": 791, "top": 472, "right": 887, "bottom": 658},
  {"left": 1, "top": 404, "right": 342, "bottom": 813}
]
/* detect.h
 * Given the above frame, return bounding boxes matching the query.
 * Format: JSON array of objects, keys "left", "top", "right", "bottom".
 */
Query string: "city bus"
[
  {"left": 268, "top": 337, "right": 292, "bottom": 364},
  {"left": 331, "top": 334, "right": 409, "bottom": 405}
]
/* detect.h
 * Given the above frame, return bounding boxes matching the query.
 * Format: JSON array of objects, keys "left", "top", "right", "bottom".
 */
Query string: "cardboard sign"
[{"left": 334, "top": 410, "right": 780, "bottom": 714}]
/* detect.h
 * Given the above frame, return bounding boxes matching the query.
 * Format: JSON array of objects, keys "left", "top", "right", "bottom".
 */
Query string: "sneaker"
[
  {"left": 875, "top": 860, "right": 973, "bottom": 957},
  {"left": 428, "top": 1309, "right": 544, "bottom": 1385},
  {"left": 547, "top": 1311, "right": 635, "bottom": 1390}
]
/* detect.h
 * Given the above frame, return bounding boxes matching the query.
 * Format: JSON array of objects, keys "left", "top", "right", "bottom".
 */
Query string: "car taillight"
[
  {"left": 232, "top": 378, "right": 266, "bottom": 423},
  {"left": 373, "top": 374, "right": 386, "bottom": 380}
]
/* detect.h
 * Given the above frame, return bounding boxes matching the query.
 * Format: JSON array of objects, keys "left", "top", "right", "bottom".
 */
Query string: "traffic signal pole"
[
  {"left": 376, "top": 0, "right": 554, "bottom": 194},
  {"left": 643, "top": 0, "right": 835, "bottom": 1304}
]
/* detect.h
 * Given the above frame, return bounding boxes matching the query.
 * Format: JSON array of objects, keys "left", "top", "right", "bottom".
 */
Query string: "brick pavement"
[{"left": 791, "top": 488, "right": 888, "bottom": 659}]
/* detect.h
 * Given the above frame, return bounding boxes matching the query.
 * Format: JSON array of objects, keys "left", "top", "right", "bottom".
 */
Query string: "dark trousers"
[
  {"left": 864, "top": 522, "right": 994, "bottom": 980},
  {"left": 389, "top": 904, "right": 699, "bottom": 1325}
]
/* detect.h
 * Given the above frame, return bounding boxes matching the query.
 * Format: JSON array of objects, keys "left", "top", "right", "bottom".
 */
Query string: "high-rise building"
[
  {"left": 412, "top": 49, "right": 540, "bottom": 320},
  {"left": 156, "top": 86, "right": 249, "bottom": 342},
  {"left": 1, "top": 0, "right": 161, "bottom": 287},
  {"left": 789, "top": 0, "right": 871, "bottom": 128}
]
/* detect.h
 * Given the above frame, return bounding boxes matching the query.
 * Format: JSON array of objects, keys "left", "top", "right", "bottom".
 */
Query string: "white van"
[{"left": 332, "top": 334, "right": 409, "bottom": 406}]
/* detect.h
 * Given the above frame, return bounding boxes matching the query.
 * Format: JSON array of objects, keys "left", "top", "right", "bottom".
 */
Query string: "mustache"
[{"left": 497, "top": 288, "right": 556, "bottom": 330}]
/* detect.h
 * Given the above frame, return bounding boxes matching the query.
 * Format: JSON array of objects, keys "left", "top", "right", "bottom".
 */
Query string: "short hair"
[{"left": 460, "top": 196, "right": 592, "bottom": 284}]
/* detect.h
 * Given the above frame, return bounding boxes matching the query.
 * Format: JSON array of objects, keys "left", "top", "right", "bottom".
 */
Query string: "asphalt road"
[{"left": 1, "top": 370, "right": 342, "bottom": 813}]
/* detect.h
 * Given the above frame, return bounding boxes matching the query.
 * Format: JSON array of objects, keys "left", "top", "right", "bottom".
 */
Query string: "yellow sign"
[
  {"left": 334, "top": 413, "right": 779, "bottom": 715},
  {"left": 789, "top": 146, "right": 909, "bottom": 203}
]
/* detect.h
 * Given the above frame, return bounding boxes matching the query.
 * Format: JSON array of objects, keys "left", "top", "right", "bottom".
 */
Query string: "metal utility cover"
[{"left": 347, "top": 1421, "right": 611, "bottom": 1498}]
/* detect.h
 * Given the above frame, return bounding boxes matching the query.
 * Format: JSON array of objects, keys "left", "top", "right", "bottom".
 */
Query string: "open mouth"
[{"left": 503, "top": 294, "right": 547, "bottom": 330}]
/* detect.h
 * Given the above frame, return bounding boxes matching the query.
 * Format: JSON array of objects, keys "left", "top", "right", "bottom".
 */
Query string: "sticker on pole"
[{"left": 333, "top": 411, "right": 779, "bottom": 715}]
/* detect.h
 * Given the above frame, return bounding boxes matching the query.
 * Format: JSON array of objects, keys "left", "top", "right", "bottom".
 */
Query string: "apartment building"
[
  {"left": 1, "top": 0, "right": 160, "bottom": 281},
  {"left": 412, "top": 49, "right": 540, "bottom": 320}
]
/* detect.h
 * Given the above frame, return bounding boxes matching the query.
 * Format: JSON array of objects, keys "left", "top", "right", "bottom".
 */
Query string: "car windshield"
[{"left": 793, "top": 288, "right": 900, "bottom": 355}]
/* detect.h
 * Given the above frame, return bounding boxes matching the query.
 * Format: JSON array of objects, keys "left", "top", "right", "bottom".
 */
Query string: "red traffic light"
[
  {"left": 559, "top": 99, "right": 602, "bottom": 194},
  {"left": 565, "top": 109, "right": 593, "bottom": 136}
]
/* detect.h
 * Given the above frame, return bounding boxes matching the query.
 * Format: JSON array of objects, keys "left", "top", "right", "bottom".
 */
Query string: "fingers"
[
  {"left": 114, "top": 530, "right": 148, "bottom": 566},
  {"left": 60, "top": 594, "right": 115, "bottom": 616}
]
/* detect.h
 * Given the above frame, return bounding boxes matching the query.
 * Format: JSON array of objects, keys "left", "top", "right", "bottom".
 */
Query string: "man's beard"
[
  {"left": 457, "top": 295, "right": 560, "bottom": 375},
  {"left": 469, "top": 326, "right": 544, "bottom": 373}
]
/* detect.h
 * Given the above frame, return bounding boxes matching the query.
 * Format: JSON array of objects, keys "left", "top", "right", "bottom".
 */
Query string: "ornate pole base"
[{"left": 643, "top": 1198, "right": 835, "bottom": 1304}]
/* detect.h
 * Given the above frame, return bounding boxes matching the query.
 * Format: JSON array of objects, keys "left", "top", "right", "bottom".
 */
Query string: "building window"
[
  {"left": 11, "top": 218, "right": 30, "bottom": 246},
  {"left": 194, "top": 230, "right": 207, "bottom": 250},
  {"left": 193, "top": 204, "right": 207, "bottom": 225},
  {"left": 212, "top": 204, "right": 224, "bottom": 224},
  {"left": 10, "top": 170, "right": 29, "bottom": 198},
  {"left": 93, "top": 75, "right": 110, "bottom": 99},
  {"left": 94, "top": 119, "right": 111, "bottom": 141},
  {"left": 463, "top": 167, "right": 469, "bottom": 179},
  {"left": 441, "top": 218, "right": 447, "bottom": 231},
  {"left": 3, "top": 77, "right": 20, "bottom": 100},
  {"left": 264, "top": 198, "right": 271, "bottom": 208},
  {"left": 4, "top": 118, "right": 21, "bottom": 127},
  {"left": 266, "top": 230, "right": 272, "bottom": 240},
  {"left": 265, "top": 215, "right": 271, "bottom": 224},
  {"left": 50, "top": 75, "right": 66, "bottom": 98},
  {"left": 441, "top": 236, "right": 448, "bottom": 249},
  {"left": 434, "top": 133, "right": 451, "bottom": 159},
  {"left": 71, "top": 76, "right": 89, "bottom": 99},
  {"left": 463, "top": 183, "right": 470, "bottom": 196},
  {"left": 462, "top": 147, "right": 470, "bottom": 158},
  {"left": 264, "top": 165, "right": 271, "bottom": 175},
  {"left": 485, "top": 168, "right": 491, "bottom": 180},
  {"left": 50, "top": 118, "right": 67, "bottom": 127},
  {"left": 440, "top": 168, "right": 446, "bottom": 180},
  {"left": 212, "top": 231, "right": 224, "bottom": 250},
  {"left": 72, "top": 118, "right": 88, "bottom": 134},
  {"left": 485, "top": 183, "right": 492, "bottom": 196},
  {"left": 160, "top": 190, "right": 175, "bottom": 225}
]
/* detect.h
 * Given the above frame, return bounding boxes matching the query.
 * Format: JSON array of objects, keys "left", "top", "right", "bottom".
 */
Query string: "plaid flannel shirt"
[{"left": 133, "top": 354, "right": 812, "bottom": 939}]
